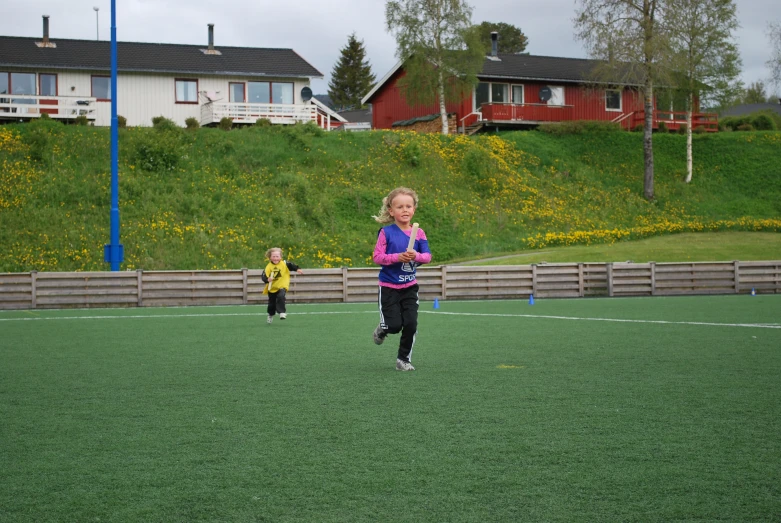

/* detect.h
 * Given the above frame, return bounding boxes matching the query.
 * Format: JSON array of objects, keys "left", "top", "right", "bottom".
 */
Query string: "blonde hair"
[
  {"left": 265, "top": 247, "right": 283, "bottom": 260},
  {"left": 372, "top": 187, "right": 419, "bottom": 224}
]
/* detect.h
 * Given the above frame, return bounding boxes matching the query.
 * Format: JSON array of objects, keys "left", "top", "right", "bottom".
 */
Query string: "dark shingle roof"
[
  {"left": 0, "top": 36, "right": 323, "bottom": 78},
  {"left": 480, "top": 53, "right": 604, "bottom": 84},
  {"left": 720, "top": 103, "right": 781, "bottom": 117}
]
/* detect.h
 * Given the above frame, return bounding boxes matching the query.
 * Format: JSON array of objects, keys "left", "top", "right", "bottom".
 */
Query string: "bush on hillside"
[
  {"left": 255, "top": 118, "right": 272, "bottom": 127},
  {"left": 736, "top": 123, "right": 754, "bottom": 131},
  {"left": 693, "top": 125, "right": 708, "bottom": 134},
  {"left": 23, "top": 116, "right": 63, "bottom": 165},
  {"left": 74, "top": 115, "right": 89, "bottom": 126},
  {"left": 218, "top": 117, "right": 233, "bottom": 130},
  {"left": 678, "top": 123, "right": 688, "bottom": 134},
  {"left": 657, "top": 121, "right": 668, "bottom": 133},
  {"left": 152, "top": 116, "right": 179, "bottom": 131},
  {"left": 131, "top": 130, "right": 187, "bottom": 171},
  {"left": 752, "top": 114, "right": 776, "bottom": 131},
  {"left": 185, "top": 117, "right": 200, "bottom": 130},
  {"left": 117, "top": 115, "right": 127, "bottom": 128}
]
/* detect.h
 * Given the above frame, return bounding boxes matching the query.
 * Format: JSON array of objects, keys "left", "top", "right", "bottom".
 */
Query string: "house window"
[
  {"left": 248, "top": 82, "right": 271, "bottom": 104},
  {"left": 247, "top": 81, "right": 294, "bottom": 104},
  {"left": 0, "top": 73, "right": 8, "bottom": 112},
  {"left": 491, "top": 83, "right": 508, "bottom": 103},
  {"left": 512, "top": 85, "right": 524, "bottom": 104},
  {"left": 272, "top": 83, "right": 293, "bottom": 104},
  {"left": 548, "top": 86, "right": 564, "bottom": 106},
  {"left": 475, "top": 82, "right": 490, "bottom": 108},
  {"left": 10, "top": 72, "right": 36, "bottom": 108},
  {"left": 230, "top": 82, "right": 245, "bottom": 103},
  {"left": 606, "top": 89, "right": 621, "bottom": 111},
  {"left": 92, "top": 76, "right": 111, "bottom": 101},
  {"left": 175, "top": 79, "right": 198, "bottom": 103},
  {"left": 40, "top": 74, "right": 57, "bottom": 96}
]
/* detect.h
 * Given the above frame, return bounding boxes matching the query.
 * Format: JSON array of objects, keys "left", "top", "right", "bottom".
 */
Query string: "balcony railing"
[
  {"left": 0, "top": 95, "right": 97, "bottom": 121},
  {"left": 479, "top": 102, "right": 575, "bottom": 122},
  {"left": 631, "top": 110, "right": 718, "bottom": 132},
  {"left": 200, "top": 102, "right": 332, "bottom": 129}
]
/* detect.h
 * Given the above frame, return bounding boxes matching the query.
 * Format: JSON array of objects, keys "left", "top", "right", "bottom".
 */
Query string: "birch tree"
[
  {"left": 575, "top": 0, "right": 673, "bottom": 200},
  {"left": 386, "top": 0, "right": 485, "bottom": 134},
  {"left": 668, "top": 0, "right": 740, "bottom": 183},
  {"left": 768, "top": 21, "right": 781, "bottom": 97}
]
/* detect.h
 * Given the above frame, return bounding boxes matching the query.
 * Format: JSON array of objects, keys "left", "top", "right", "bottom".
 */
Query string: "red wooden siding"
[{"left": 371, "top": 70, "right": 471, "bottom": 130}]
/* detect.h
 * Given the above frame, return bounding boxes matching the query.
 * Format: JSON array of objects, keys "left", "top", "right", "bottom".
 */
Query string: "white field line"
[
  {"left": 0, "top": 309, "right": 778, "bottom": 329},
  {"left": 421, "top": 311, "right": 781, "bottom": 329}
]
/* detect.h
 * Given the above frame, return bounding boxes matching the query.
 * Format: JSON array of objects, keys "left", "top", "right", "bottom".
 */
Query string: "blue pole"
[{"left": 104, "top": 0, "right": 123, "bottom": 270}]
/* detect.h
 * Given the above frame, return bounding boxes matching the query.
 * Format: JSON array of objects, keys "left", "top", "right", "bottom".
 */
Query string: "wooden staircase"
[{"left": 464, "top": 121, "right": 484, "bottom": 135}]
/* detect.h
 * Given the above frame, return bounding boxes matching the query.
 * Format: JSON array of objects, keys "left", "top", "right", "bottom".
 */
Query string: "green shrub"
[
  {"left": 693, "top": 125, "right": 707, "bottom": 134},
  {"left": 117, "top": 115, "right": 127, "bottom": 128},
  {"left": 678, "top": 123, "right": 688, "bottom": 134},
  {"left": 39, "top": 112, "right": 51, "bottom": 120},
  {"left": 219, "top": 117, "right": 233, "bottom": 131},
  {"left": 632, "top": 124, "right": 644, "bottom": 132},
  {"left": 255, "top": 118, "right": 272, "bottom": 127},
  {"left": 131, "top": 131, "right": 185, "bottom": 171},
  {"left": 736, "top": 123, "right": 754, "bottom": 131},
  {"left": 74, "top": 115, "right": 89, "bottom": 126},
  {"left": 152, "top": 116, "right": 179, "bottom": 131},
  {"left": 751, "top": 114, "right": 776, "bottom": 131},
  {"left": 657, "top": 121, "right": 668, "bottom": 133},
  {"left": 23, "top": 117, "right": 62, "bottom": 165},
  {"left": 185, "top": 117, "right": 200, "bottom": 130}
]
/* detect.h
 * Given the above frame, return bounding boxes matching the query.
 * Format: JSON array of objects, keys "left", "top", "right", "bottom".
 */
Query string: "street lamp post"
[{"left": 93, "top": 7, "right": 99, "bottom": 40}]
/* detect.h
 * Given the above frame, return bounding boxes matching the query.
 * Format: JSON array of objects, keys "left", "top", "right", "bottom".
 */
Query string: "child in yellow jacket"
[{"left": 261, "top": 247, "right": 304, "bottom": 323}]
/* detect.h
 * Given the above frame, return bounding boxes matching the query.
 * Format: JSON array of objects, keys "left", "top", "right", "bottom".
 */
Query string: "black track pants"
[
  {"left": 378, "top": 284, "right": 419, "bottom": 362},
  {"left": 267, "top": 288, "right": 287, "bottom": 316}
]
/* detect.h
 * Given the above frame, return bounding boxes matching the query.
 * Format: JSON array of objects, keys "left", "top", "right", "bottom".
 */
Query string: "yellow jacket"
[{"left": 263, "top": 261, "right": 292, "bottom": 294}]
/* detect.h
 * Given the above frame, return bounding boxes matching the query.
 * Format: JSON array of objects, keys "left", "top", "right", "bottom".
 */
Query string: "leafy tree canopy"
[{"left": 476, "top": 21, "right": 528, "bottom": 54}]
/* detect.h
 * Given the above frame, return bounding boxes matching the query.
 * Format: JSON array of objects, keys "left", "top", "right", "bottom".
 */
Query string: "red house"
[{"left": 362, "top": 37, "right": 717, "bottom": 133}]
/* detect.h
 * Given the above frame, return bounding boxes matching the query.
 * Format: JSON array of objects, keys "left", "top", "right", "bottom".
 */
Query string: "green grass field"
[{"left": 2, "top": 296, "right": 780, "bottom": 521}]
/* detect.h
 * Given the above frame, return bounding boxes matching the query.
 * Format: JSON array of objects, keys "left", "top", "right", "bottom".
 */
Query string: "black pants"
[
  {"left": 267, "top": 288, "right": 287, "bottom": 316},
  {"left": 378, "top": 284, "right": 419, "bottom": 363}
]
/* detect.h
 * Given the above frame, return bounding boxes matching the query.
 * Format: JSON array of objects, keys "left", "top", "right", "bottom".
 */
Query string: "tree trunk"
[
  {"left": 685, "top": 91, "right": 693, "bottom": 183},
  {"left": 643, "top": 82, "right": 655, "bottom": 200},
  {"left": 438, "top": 69, "right": 448, "bottom": 135}
]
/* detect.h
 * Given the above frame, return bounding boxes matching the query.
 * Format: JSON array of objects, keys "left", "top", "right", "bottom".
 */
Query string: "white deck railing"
[
  {"left": 0, "top": 95, "right": 97, "bottom": 120},
  {"left": 200, "top": 102, "right": 322, "bottom": 127}
]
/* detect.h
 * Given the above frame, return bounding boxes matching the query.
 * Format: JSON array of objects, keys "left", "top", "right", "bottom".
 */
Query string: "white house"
[{"left": 0, "top": 16, "right": 345, "bottom": 128}]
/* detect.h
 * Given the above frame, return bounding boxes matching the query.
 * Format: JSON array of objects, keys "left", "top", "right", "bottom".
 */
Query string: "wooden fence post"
[
  {"left": 607, "top": 263, "right": 614, "bottom": 297},
  {"left": 733, "top": 260, "right": 740, "bottom": 294},
  {"left": 31, "top": 270, "right": 37, "bottom": 309},
  {"left": 441, "top": 265, "right": 447, "bottom": 299},
  {"left": 650, "top": 262, "right": 656, "bottom": 296},
  {"left": 342, "top": 267, "right": 349, "bottom": 303},
  {"left": 137, "top": 269, "right": 143, "bottom": 307},
  {"left": 532, "top": 264, "right": 538, "bottom": 298},
  {"left": 578, "top": 263, "right": 584, "bottom": 297},
  {"left": 242, "top": 268, "right": 248, "bottom": 304}
]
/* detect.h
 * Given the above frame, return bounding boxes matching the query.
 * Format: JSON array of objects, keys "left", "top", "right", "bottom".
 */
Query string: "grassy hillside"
[{"left": 0, "top": 120, "right": 779, "bottom": 272}]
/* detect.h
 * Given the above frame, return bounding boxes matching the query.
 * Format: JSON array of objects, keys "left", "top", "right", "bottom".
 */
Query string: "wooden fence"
[{"left": 1, "top": 261, "right": 779, "bottom": 310}]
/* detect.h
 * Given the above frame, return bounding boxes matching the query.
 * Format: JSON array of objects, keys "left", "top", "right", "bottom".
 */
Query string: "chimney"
[
  {"left": 491, "top": 32, "right": 498, "bottom": 57},
  {"left": 201, "top": 23, "right": 221, "bottom": 55},
  {"left": 36, "top": 15, "right": 56, "bottom": 48}
]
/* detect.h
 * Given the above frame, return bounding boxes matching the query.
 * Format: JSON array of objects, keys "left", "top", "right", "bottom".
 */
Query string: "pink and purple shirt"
[{"left": 373, "top": 224, "right": 432, "bottom": 289}]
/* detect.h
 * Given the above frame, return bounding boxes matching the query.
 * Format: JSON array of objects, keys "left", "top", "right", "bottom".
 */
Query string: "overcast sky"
[{"left": 3, "top": 0, "right": 779, "bottom": 96}]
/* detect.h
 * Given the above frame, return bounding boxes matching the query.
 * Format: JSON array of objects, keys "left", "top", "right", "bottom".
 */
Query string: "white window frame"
[
  {"left": 605, "top": 89, "right": 622, "bottom": 111},
  {"left": 511, "top": 84, "right": 524, "bottom": 104},
  {"left": 548, "top": 86, "right": 565, "bottom": 106},
  {"left": 175, "top": 79, "right": 198, "bottom": 104}
]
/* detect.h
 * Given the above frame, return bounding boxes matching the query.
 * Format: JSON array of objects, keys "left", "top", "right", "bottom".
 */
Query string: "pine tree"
[{"left": 328, "top": 33, "right": 376, "bottom": 111}]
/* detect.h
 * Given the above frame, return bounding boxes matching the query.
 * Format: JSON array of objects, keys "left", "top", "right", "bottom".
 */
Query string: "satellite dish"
[
  {"left": 301, "top": 86, "right": 313, "bottom": 102},
  {"left": 539, "top": 86, "right": 552, "bottom": 102}
]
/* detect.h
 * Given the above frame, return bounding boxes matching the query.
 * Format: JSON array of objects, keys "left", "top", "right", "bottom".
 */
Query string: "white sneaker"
[
  {"left": 396, "top": 359, "right": 415, "bottom": 371},
  {"left": 280, "top": 313, "right": 287, "bottom": 320},
  {"left": 267, "top": 315, "right": 273, "bottom": 324},
  {"left": 373, "top": 324, "right": 385, "bottom": 345}
]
